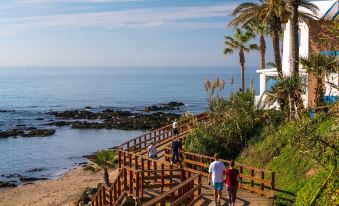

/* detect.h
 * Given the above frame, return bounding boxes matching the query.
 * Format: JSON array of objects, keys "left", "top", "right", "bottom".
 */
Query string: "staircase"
[{"left": 91, "top": 112, "right": 275, "bottom": 206}]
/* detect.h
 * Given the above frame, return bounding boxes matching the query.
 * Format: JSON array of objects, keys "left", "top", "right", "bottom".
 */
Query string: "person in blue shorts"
[{"left": 208, "top": 153, "right": 225, "bottom": 205}]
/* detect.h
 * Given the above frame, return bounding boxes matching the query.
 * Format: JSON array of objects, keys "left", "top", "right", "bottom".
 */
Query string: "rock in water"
[{"left": 0, "top": 181, "right": 17, "bottom": 187}]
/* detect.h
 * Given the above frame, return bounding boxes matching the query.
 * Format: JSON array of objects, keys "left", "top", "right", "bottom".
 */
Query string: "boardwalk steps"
[{"left": 91, "top": 113, "right": 275, "bottom": 206}]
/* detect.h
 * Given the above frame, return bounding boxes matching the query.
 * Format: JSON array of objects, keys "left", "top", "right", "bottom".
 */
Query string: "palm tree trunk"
[
  {"left": 271, "top": 30, "right": 283, "bottom": 78},
  {"left": 260, "top": 35, "right": 266, "bottom": 69},
  {"left": 104, "top": 167, "right": 110, "bottom": 186},
  {"left": 290, "top": 0, "right": 300, "bottom": 74},
  {"left": 239, "top": 49, "right": 245, "bottom": 91},
  {"left": 271, "top": 16, "right": 283, "bottom": 78}
]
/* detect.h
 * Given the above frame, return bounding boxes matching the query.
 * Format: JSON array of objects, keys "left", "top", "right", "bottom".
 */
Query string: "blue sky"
[{"left": 0, "top": 0, "right": 273, "bottom": 67}]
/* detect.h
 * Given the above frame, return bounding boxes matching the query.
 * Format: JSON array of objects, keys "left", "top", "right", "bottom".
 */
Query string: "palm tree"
[
  {"left": 229, "top": 0, "right": 319, "bottom": 78},
  {"left": 300, "top": 54, "right": 339, "bottom": 107},
  {"left": 265, "top": 74, "right": 303, "bottom": 120},
  {"left": 247, "top": 20, "right": 269, "bottom": 70},
  {"left": 95, "top": 150, "right": 115, "bottom": 186},
  {"left": 289, "top": 0, "right": 318, "bottom": 74},
  {"left": 224, "top": 28, "right": 258, "bottom": 91}
]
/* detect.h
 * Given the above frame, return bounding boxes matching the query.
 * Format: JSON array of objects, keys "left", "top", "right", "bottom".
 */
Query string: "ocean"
[{"left": 0, "top": 66, "right": 259, "bottom": 183}]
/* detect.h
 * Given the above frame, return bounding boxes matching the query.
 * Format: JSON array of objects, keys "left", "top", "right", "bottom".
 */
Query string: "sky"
[{"left": 0, "top": 0, "right": 273, "bottom": 67}]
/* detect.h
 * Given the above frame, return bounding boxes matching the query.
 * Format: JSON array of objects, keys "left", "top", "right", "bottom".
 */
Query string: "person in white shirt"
[
  {"left": 172, "top": 120, "right": 179, "bottom": 137},
  {"left": 208, "top": 153, "right": 225, "bottom": 205},
  {"left": 147, "top": 142, "right": 157, "bottom": 159}
]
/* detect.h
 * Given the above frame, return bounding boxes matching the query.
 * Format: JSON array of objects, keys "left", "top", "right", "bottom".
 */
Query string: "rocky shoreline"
[{"left": 47, "top": 101, "right": 184, "bottom": 130}]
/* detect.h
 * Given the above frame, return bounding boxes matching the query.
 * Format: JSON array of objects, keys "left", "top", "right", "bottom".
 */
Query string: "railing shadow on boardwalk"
[{"left": 91, "top": 112, "right": 275, "bottom": 206}]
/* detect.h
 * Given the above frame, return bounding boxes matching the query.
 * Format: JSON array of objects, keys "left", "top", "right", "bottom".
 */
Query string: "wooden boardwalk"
[{"left": 92, "top": 113, "right": 275, "bottom": 206}]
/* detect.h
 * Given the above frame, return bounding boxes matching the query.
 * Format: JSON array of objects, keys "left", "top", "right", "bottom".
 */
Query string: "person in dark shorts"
[
  {"left": 225, "top": 160, "right": 242, "bottom": 206},
  {"left": 170, "top": 137, "right": 182, "bottom": 166},
  {"left": 172, "top": 120, "right": 179, "bottom": 136}
]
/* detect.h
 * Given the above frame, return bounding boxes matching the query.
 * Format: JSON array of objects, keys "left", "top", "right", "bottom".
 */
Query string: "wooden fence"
[
  {"left": 164, "top": 150, "right": 275, "bottom": 197},
  {"left": 143, "top": 172, "right": 202, "bottom": 206}
]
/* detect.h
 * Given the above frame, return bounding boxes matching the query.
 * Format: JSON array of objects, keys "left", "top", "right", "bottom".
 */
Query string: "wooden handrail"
[
  {"left": 143, "top": 173, "right": 202, "bottom": 206},
  {"left": 118, "top": 112, "right": 208, "bottom": 151},
  {"left": 164, "top": 149, "right": 275, "bottom": 197}
]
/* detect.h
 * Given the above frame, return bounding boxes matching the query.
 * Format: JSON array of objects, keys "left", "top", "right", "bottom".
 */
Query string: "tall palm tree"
[
  {"left": 95, "top": 150, "right": 114, "bottom": 186},
  {"left": 224, "top": 28, "right": 258, "bottom": 91},
  {"left": 289, "top": 0, "right": 318, "bottom": 74},
  {"left": 247, "top": 20, "right": 269, "bottom": 70},
  {"left": 300, "top": 54, "right": 339, "bottom": 107},
  {"left": 229, "top": 0, "right": 319, "bottom": 78}
]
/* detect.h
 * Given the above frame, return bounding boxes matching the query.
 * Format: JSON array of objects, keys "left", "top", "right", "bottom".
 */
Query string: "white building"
[{"left": 257, "top": 0, "right": 338, "bottom": 108}]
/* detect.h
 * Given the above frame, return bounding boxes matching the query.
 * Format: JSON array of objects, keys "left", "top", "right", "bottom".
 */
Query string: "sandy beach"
[{"left": 0, "top": 167, "right": 117, "bottom": 206}]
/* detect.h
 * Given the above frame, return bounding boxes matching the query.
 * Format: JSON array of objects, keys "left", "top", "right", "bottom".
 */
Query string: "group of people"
[
  {"left": 209, "top": 154, "right": 241, "bottom": 206},
  {"left": 147, "top": 119, "right": 182, "bottom": 166},
  {"left": 147, "top": 120, "right": 241, "bottom": 206}
]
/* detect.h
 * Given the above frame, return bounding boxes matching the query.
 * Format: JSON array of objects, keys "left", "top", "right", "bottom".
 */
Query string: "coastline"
[{"left": 0, "top": 166, "right": 117, "bottom": 206}]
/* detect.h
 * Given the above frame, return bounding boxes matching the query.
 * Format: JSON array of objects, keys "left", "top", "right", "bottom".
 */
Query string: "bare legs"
[{"left": 214, "top": 190, "right": 222, "bottom": 205}]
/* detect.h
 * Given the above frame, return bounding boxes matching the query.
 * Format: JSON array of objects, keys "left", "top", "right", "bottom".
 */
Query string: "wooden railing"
[
  {"left": 92, "top": 111, "right": 276, "bottom": 205},
  {"left": 164, "top": 150, "right": 275, "bottom": 197},
  {"left": 143, "top": 172, "right": 202, "bottom": 206},
  {"left": 92, "top": 168, "right": 126, "bottom": 206},
  {"left": 119, "top": 112, "right": 208, "bottom": 152}
]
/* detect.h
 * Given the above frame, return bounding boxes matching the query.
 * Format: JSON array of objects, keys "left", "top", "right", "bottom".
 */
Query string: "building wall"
[{"left": 308, "top": 20, "right": 339, "bottom": 108}]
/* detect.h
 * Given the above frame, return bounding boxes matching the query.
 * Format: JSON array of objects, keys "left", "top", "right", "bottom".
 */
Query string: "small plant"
[{"left": 95, "top": 150, "right": 115, "bottom": 186}]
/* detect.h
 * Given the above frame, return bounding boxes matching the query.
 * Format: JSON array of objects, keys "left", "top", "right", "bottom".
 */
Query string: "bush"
[{"left": 184, "top": 89, "right": 272, "bottom": 159}]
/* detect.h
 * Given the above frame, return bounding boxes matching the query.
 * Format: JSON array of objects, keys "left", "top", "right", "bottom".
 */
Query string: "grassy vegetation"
[
  {"left": 184, "top": 84, "right": 338, "bottom": 205},
  {"left": 237, "top": 112, "right": 338, "bottom": 205}
]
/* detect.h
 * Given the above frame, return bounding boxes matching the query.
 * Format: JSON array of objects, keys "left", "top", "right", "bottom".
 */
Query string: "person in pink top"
[{"left": 224, "top": 160, "right": 242, "bottom": 206}]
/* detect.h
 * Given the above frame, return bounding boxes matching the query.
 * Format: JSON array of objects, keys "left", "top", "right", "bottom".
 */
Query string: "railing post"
[
  {"left": 99, "top": 188, "right": 103, "bottom": 206},
  {"left": 141, "top": 170, "right": 144, "bottom": 199},
  {"left": 135, "top": 155, "right": 139, "bottom": 170},
  {"left": 261, "top": 171, "right": 265, "bottom": 194},
  {"left": 161, "top": 164, "right": 164, "bottom": 194},
  {"left": 272, "top": 172, "right": 275, "bottom": 191},
  {"left": 123, "top": 151, "right": 126, "bottom": 167},
  {"left": 147, "top": 159, "right": 151, "bottom": 177},
  {"left": 144, "top": 135, "right": 147, "bottom": 148},
  {"left": 113, "top": 182, "right": 117, "bottom": 202},
  {"left": 129, "top": 153, "right": 132, "bottom": 167},
  {"left": 109, "top": 188, "right": 113, "bottom": 206},
  {"left": 129, "top": 170, "right": 133, "bottom": 195},
  {"left": 136, "top": 172, "right": 140, "bottom": 198},
  {"left": 123, "top": 168, "right": 127, "bottom": 192},
  {"left": 239, "top": 166, "right": 243, "bottom": 183},
  {"left": 198, "top": 174, "right": 202, "bottom": 196},
  {"left": 133, "top": 139, "right": 137, "bottom": 152},
  {"left": 118, "top": 150, "right": 122, "bottom": 169},
  {"left": 153, "top": 161, "right": 157, "bottom": 183},
  {"left": 250, "top": 169, "right": 255, "bottom": 191}
]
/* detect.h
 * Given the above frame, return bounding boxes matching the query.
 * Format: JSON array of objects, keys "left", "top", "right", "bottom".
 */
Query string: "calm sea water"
[{"left": 0, "top": 66, "right": 259, "bottom": 183}]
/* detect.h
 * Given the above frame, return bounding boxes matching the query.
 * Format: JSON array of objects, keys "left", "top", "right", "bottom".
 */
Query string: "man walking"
[
  {"left": 170, "top": 137, "right": 182, "bottom": 166},
  {"left": 208, "top": 154, "right": 225, "bottom": 205},
  {"left": 225, "top": 160, "right": 242, "bottom": 206},
  {"left": 172, "top": 119, "right": 179, "bottom": 137}
]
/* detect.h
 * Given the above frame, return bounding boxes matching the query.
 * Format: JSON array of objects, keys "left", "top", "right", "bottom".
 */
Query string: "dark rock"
[
  {"left": 78, "top": 162, "right": 88, "bottom": 165},
  {"left": 0, "top": 181, "right": 17, "bottom": 187},
  {"left": 27, "top": 168, "right": 45, "bottom": 172},
  {"left": 48, "top": 109, "right": 180, "bottom": 130},
  {"left": 22, "top": 129, "right": 55, "bottom": 137},
  {"left": 19, "top": 176, "right": 48, "bottom": 182},
  {"left": 47, "top": 121, "right": 72, "bottom": 127},
  {"left": 143, "top": 101, "right": 185, "bottom": 112},
  {"left": 0, "top": 110, "right": 15, "bottom": 113},
  {"left": 0, "top": 129, "right": 24, "bottom": 138},
  {"left": 35, "top": 118, "right": 44, "bottom": 120},
  {"left": 5, "top": 173, "right": 21, "bottom": 178},
  {"left": 27, "top": 127, "right": 37, "bottom": 130}
]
